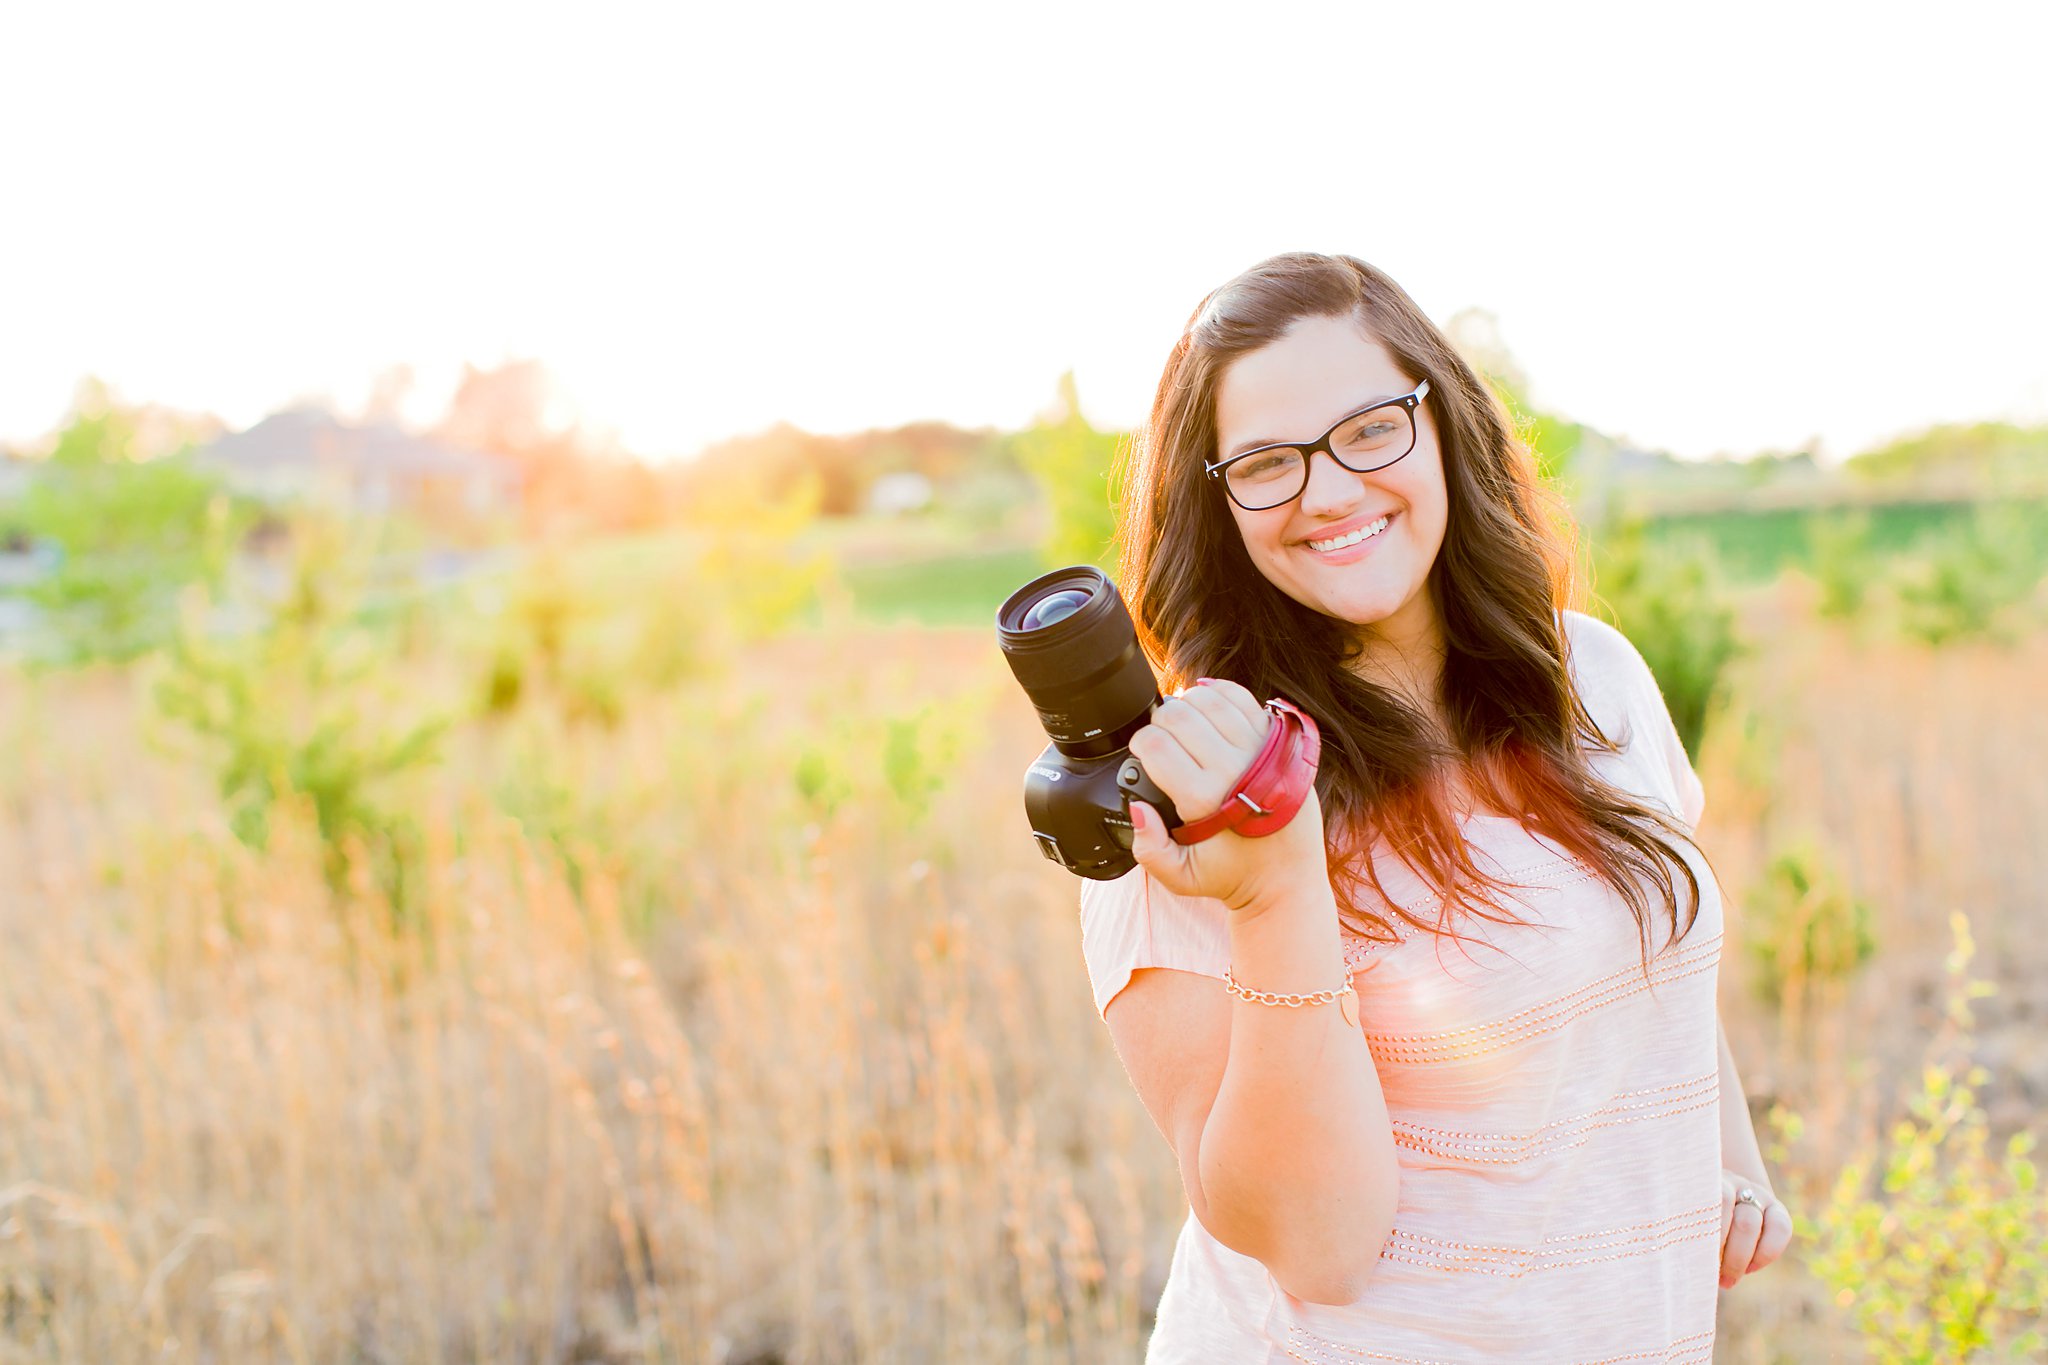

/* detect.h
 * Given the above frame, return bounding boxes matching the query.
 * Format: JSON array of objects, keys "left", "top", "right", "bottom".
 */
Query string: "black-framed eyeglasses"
[{"left": 1204, "top": 379, "right": 1430, "bottom": 512}]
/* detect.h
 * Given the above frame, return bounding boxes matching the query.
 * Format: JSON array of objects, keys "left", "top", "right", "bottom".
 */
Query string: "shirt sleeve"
[
  {"left": 1561, "top": 609, "right": 1706, "bottom": 835},
  {"left": 1077, "top": 867, "right": 1233, "bottom": 1021}
]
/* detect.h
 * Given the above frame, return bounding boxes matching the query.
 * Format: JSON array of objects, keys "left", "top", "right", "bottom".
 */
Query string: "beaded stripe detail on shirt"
[
  {"left": 1378, "top": 1200, "right": 1721, "bottom": 1277},
  {"left": 1569, "top": 1333, "right": 1716, "bottom": 1365},
  {"left": 1282, "top": 1325, "right": 1716, "bottom": 1365},
  {"left": 1389, "top": 1070, "right": 1720, "bottom": 1164},
  {"left": 1343, "top": 922, "right": 1413, "bottom": 971},
  {"left": 1364, "top": 932, "right": 1723, "bottom": 1066},
  {"left": 1281, "top": 1330, "right": 1457, "bottom": 1364}
]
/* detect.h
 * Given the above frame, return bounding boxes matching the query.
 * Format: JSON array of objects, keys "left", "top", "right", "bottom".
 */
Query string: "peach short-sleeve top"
[{"left": 1078, "top": 609, "right": 1724, "bottom": 1364}]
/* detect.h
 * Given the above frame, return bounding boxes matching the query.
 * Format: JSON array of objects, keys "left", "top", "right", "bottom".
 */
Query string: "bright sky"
[{"left": 3, "top": 1, "right": 2043, "bottom": 464}]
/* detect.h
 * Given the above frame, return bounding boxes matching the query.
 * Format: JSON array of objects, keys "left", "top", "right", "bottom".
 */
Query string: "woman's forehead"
[{"left": 1215, "top": 316, "right": 1408, "bottom": 447}]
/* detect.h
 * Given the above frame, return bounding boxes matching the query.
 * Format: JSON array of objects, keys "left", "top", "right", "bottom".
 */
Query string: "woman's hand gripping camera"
[{"left": 1125, "top": 677, "right": 1330, "bottom": 917}]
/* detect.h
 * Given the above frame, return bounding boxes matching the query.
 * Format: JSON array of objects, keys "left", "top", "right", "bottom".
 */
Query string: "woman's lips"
[{"left": 1302, "top": 510, "right": 1397, "bottom": 565}]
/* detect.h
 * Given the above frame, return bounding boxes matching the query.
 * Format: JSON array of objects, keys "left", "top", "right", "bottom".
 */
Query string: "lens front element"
[
  {"left": 1020, "top": 589, "right": 1090, "bottom": 631},
  {"left": 996, "top": 566, "right": 1160, "bottom": 761}
]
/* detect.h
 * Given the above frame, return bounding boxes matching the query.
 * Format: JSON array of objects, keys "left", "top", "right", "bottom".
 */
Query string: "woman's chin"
[{"left": 1314, "top": 594, "right": 1399, "bottom": 628}]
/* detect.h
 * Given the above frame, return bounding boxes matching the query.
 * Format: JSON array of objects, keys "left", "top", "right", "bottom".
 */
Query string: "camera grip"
[{"left": 1112, "top": 753, "right": 1181, "bottom": 843}]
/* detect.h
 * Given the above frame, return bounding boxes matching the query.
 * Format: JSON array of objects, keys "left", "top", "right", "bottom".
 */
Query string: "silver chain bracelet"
[{"left": 1223, "top": 966, "right": 1359, "bottom": 1025}]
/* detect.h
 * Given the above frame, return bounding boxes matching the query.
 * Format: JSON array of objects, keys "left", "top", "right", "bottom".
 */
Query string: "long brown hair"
[{"left": 1116, "top": 251, "right": 1703, "bottom": 965}]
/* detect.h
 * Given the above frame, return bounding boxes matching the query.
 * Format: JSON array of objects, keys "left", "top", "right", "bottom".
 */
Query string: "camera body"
[
  {"left": 1019, "top": 741, "right": 1179, "bottom": 880},
  {"left": 997, "top": 565, "right": 1182, "bottom": 880}
]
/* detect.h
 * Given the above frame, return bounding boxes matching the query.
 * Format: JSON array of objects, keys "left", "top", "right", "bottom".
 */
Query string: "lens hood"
[{"left": 997, "top": 566, "right": 1160, "bottom": 760}]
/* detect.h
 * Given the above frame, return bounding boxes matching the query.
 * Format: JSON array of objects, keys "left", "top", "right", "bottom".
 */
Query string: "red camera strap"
[{"left": 1169, "top": 697, "right": 1322, "bottom": 846}]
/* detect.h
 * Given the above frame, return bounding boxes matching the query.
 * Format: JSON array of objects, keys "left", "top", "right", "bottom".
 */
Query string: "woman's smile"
[{"left": 1300, "top": 509, "right": 1398, "bottom": 563}]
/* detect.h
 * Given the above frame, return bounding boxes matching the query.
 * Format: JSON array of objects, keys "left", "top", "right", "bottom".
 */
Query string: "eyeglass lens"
[{"left": 1225, "top": 401, "right": 1417, "bottom": 510}]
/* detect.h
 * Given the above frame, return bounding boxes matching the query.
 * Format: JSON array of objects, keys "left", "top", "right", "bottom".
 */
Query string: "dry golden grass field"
[{"left": 2, "top": 575, "right": 2043, "bottom": 1362}]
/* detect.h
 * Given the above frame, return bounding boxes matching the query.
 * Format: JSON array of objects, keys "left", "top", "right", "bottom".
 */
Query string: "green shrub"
[
  {"left": 1808, "top": 508, "right": 1883, "bottom": 622},
  {"left": 1012, "top": 371, "right": 1123, "bottom": 571},
  {"left": 149, "top": 516, "right": 450, "bottom": 927},
  {"left": 14, "top": 397, "right": 248, "bottom": 664},
  {"left": 1745, "top": 835, "right": 1878, "bottom": 1003},
  {"left": 1892, "top": 502, "right": 2045, "bottom": 647},
  {"left": 1807, "top": 912, "right": 2047, "bottom": 1362},
  {"left": 472, "top": 532, "right": 767, "bottom": 728},
  {"left": 792, "top": 692, "right": 983, "bottom": 832},
  {"left": 696, "top": 516, "right": 832, "bottom": 643},
  {"left": 1589, "top": 514, "right": 1742, "bottom": 760}
]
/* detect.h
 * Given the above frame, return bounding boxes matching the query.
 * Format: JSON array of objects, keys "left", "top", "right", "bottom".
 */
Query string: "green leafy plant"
[
  {"left": 1807, "top": 912, "right": 2047, "bottom": 1362},
  {"left": 695, "top": 506, "right": 833, "bottom": 643},
  {"left": 149, "top": 516, "right": 451, "bottom": 925},
  {"left": 792, "top": 692, "right": 982, "bottom": 829},
  {"left": 1589, "top": 513, "right": 1742, "bottom": 760},
  {"left": 1808, "top": 508, "right": 1883, "bottom": 623},
  {"left": 1013, "top": 371, "right": 1124, "bottom": 570},
  {"left": 473, "top": 533, "right": 766, "bottom": 728},
  {"left": 1745, "top": 835, "right": 1878, "bottom": 1003},
  {"left": 14, "top": 391, "right": 247, "bottom": 663},
  {"left": 1892, "top": 502, "right": 2046, "bottom": 647}
]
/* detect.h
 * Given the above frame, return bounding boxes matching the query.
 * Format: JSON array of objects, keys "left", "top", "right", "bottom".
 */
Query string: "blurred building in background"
[
  {"left": 194, "top": 409, "right": 524, "bottom": 517},
  {"left": 0, "top": 452, "right": 33, "bottom": 511}
]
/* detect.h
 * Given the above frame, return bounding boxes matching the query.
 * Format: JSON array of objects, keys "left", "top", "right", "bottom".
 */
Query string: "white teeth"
[{"left": 1308, "top": 515, "right": 1391, "bottom": 553}]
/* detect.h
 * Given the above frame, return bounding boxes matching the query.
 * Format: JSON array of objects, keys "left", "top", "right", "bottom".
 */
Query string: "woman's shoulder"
[
  {"left": 1555, "top": 607, "right": 1707, "bottom": 830},
  {"left": 1556, "top": 607, "right": 1660, "bottom": 723}
]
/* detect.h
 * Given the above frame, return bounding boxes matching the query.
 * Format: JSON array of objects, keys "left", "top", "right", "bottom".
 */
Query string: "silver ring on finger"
[{"left": 1736, "top": 1188, "right": 1761, "bottom": 1209}]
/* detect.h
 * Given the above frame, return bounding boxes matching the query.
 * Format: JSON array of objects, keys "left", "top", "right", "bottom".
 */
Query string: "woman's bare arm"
[
  {"left": 1106, "top": 677, "right": 1401, "bottom": 1304},
  {"left": 1105, "top": 875, "right": 1399, "bottom": 1305}
]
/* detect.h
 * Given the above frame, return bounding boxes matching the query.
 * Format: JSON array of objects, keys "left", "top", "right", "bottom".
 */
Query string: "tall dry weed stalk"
[
  {"left": 5, "top": 557, "right": 2046, "bottom": 1361},
  {"left": 0, "top": 619, "right": 1171, "bottom": 1362},
  {"left": 1704, "top": 586, "right": 2048, "bottom": 1361}
]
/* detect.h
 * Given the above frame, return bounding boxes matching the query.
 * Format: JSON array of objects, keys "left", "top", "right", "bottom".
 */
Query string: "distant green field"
[
  {"left": 1639, "top": 498, "right": 2048, "bottom": 583},
  {"left": 819, "top": 497, "right": 2048, "bottom": 624},
  {"left": 835, "top": 544, "right": 1053, "bottom": 627}
]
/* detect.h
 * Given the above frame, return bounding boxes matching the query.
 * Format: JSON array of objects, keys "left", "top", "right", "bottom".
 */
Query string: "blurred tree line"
[
  {"left": 1844, "top": 420, "right": 2048, "bottom": 490},
  {"left": 14, "top": 354, "right": 2036, "bottom": 558},
  {"left": 677, "top": 416, "right": 1023, "bottom": 522}
]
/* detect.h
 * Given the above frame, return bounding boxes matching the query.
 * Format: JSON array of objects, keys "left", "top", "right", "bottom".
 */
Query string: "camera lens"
[
  {"left": 1020, "top": 589, "right": 1090, "bottom": 631},
  {"left": 997, "top": 566, "right": 1160, "bottom": 759}
]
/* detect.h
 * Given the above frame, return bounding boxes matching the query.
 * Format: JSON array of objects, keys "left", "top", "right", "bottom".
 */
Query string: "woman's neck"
[{"left": 1346, "top": 591, "right": 1449, "bottom": 725}]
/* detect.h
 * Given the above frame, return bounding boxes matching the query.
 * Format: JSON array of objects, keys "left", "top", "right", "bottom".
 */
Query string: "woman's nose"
[{"left": 1298, "top": 448, "right": 1370, "bottom": 516}]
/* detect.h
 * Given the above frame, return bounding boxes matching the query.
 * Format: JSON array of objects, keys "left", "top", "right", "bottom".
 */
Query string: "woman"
[{"left": 1077, "top": 252, "right": 1791, "bottom": 1362}]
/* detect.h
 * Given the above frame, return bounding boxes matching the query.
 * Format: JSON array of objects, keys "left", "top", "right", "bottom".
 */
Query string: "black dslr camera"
[{"left": 995, "top": 565, "right": 1182, "bottom": 880}]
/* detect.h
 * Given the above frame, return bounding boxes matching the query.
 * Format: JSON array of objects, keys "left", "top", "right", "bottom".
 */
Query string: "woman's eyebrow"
[{"left": 1222, "top": 392, "right": 1402, "bottom": 458}]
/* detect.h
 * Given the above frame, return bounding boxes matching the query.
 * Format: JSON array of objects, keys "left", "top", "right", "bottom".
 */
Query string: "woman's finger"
[
  {"left": 1174, "top": 682, "right": 1264, "bottom": 750},
  {"left": 1126, "top": 800, "right": 1194, "bottom": 890},
  {"left": 1720, "top": 1194, "right": 1765, "bottom": 1288},
  {"left": 1189, "top": 676, "right": 1267, "bottom": 727},
  {"left": 1148, "top": 694, "right": 1253, "bottom": 776},
  {"left": 1127, "top": 722, "right": 1223, "bottom": 820},
  {"left": 1746, "top": 1201, "right": 1793, "bottom": 1274}
]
